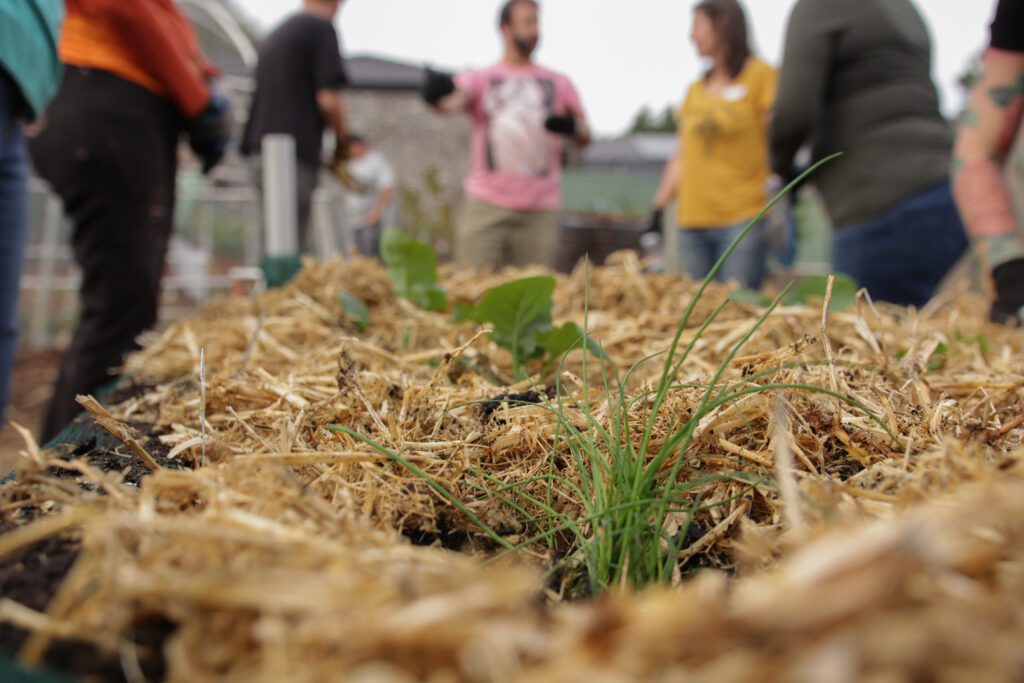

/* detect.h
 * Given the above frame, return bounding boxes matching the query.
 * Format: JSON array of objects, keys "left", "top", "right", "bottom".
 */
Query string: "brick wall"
[{"left": 346, "top": 90, "right": 470, "bottom": 248}]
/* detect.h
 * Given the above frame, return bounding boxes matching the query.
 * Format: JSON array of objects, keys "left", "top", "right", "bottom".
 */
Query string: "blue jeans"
[
  {"left": 0, "top": 73, "right": 28, "bottom": 422},
  {"left": 677, "top": 219, "right": 767, "bottom": 290},
  {"left": 833, "top": 181, "right": 968, "bottom": 308}
]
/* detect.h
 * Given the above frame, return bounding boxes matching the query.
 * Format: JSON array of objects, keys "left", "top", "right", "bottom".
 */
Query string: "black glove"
[
  {"left": 782, "top": 165, "right": 810, "bottom": 198},
  {"left": 544, "top": 114, "right": 577, "bottom": 137},
  {"left": 187, "top": 92, "right": 231, "bottom": 174},
  {"left": 422, "top": 68, "right": 456, "bottom": 106},
  {"left": 991, "top": 257, "right": 1024, "bottom": 325},
  {"left": 646, "top": 208, "right": 664, "bottom": 235}
]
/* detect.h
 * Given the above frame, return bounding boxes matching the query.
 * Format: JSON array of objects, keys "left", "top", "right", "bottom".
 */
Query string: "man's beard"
[{"left": 513, "top": 34, "right": 538, "bottom": 58}]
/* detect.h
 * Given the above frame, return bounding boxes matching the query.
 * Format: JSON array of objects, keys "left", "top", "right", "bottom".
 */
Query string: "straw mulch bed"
[{"left": 2, "top": 253, "right": 1024, "bottom": 682}]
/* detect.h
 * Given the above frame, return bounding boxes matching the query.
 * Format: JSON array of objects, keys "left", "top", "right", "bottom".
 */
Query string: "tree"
[
  {"left": 630, "top": 106, "right": 655, "bottom": 133},
  {"left": 630, "top": 104, "right": 677, "bottom": 133}
]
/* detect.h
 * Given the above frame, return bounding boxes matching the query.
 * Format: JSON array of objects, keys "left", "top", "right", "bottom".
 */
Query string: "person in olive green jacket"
[
  {"left": 770, "top": 0, "right": 967, "bottom": 308},
  {"left": 0, "top": 1, "right": 63, "bottom": 423}
]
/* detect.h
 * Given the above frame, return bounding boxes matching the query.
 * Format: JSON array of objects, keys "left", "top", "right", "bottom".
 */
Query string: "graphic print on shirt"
[
  {"left": 696, "top": 115, "right": 723, "bottom": 155},
  {"left": 482, "top": 76, "right": 555, "bottom": 176}
]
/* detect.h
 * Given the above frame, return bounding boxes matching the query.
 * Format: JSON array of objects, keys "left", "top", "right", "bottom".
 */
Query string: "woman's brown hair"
[{"left": 694, "top": 0, "right": 752, "bottom": 79}]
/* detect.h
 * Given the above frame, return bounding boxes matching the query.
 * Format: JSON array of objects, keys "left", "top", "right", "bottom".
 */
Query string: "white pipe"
[{"left": 261, "top": 135, "right": 298, "bottom": 256}]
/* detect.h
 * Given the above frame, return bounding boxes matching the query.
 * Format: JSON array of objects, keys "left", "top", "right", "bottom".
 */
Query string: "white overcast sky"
[{"left": 241, "top": 1, "right": 993, "bottom": 137}]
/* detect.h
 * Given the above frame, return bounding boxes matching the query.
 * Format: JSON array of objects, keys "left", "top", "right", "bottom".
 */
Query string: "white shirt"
[{"left": 343, "top": 149, "right": 396, "bottom": 227}]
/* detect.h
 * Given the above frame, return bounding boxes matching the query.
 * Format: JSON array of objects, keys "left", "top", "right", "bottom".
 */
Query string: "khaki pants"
[{"left": 456, "top": 198, "right": 560, "bottom": 270}]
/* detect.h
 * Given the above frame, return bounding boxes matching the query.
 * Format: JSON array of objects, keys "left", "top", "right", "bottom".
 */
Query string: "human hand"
[
  {"left": 646, "top": 208, "right": 664, "bottom": 236},
  {"left": 422, "top": 68, "right": 456, "bottom": 106},
  {"left": 991, "top": 257, "right": 1024, "bottom": 325},
  {"left": 544, "top": 114, "right": 577, "bottom": 137},
  {"left": 187, "top": 93, "right": 231, "bottom": 174}
]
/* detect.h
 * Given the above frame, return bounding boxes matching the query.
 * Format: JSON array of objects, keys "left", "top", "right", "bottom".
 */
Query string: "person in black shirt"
[
  {"left": 953, "top": 0, "right": 1024, "bottom": 324},
  {"left": 241, "top": 0, "right": 349, "bottom": 253}
]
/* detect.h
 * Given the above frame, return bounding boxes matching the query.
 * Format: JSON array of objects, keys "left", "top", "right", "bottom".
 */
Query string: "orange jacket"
[{"left": 60, "top": 0, "right": 217, "bottom": 118}]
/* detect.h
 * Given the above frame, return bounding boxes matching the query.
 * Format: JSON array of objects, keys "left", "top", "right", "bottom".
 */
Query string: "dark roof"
[{"left": 346, "top": 55, "right": 438, "bottom": 91}]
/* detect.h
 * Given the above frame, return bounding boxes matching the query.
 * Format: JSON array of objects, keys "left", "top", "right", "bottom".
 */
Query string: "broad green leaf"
[
  {"left": 783, "top": 274, "right": 858, "bottom": 311},
  {"left": 380, "top": 228, "right": 448, "bottom": 311},
  {"left": 452, "top": 303, "right": 476, "bottom": 324},
  {"left": 473, "top": 276, "right": 556, "bottom": 364},
  {"left": 339, "top": 290, "right": 370, "bottom": 331},
  {"left": 410, "top": 284, "right": 448, "bottom": 313},
  {"left": 538, "top": 322, "right": 607, "bottom": 363}
]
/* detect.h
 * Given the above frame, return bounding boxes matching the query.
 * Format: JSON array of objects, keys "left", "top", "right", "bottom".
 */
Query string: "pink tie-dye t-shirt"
[{"left": 454, "top": 63, "right": 583, "bottom": 212}]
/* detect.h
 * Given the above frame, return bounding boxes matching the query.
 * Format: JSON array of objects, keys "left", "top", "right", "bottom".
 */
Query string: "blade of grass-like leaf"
[
  {"left": 327, "top": 425, "right": 514, "bottom": 550},
  {"left": 643, "top": 155, "right": 841, "bottom": 466}
]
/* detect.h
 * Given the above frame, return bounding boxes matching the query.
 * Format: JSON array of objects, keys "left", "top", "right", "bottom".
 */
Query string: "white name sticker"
[{"left": 722, "top": 84, "right": 748, "bottom": 101}]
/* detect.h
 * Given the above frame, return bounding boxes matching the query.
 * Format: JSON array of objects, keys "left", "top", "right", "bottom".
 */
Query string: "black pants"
[{"left": 29, "top": 68, "right": 180, "bottom": 442}]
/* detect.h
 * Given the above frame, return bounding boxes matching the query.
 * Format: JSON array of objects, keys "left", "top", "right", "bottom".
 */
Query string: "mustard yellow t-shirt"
[{"left": 676, "top": 58, "right": 777, "bottom": 228}]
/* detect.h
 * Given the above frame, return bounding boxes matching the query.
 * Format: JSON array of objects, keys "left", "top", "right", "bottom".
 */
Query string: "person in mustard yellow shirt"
[
  {"left": 651, "top": 0, "right": 776, "bottom": 289},
  {"left": 29, "top": 0, "right": 231, "bottom": 442}
]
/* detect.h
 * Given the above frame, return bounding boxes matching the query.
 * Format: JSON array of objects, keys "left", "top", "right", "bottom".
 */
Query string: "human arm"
[
  {"left": 544, "top": 107, "right": 592, "bottom": 147},
  {"left": 770, "top": 0, "right": 831, "bottom": 177},
  {"left": 653, "top": 153, "right": 681, "bottom": 212},
  {"left": 544, "top": 76, "right": 591, "bottom": 147},
  {"left": 951, "top": 0, "right": 1024, "bottom": 323},
  {"left": 80, "top": 0, "right": 229, "bottom": 171},
  {"left": 83, "top": 0, "right": 212, "bottom": 117},
  {"left": 363, "top": 186, "right": 395, "bottom": 226},
  {"left": 318, "top": 89, "right": 349, "bottom": 153},
  {"left": 951, "top": 47, "right": 1024, "bottom": 265},
  {"left": 311, "top": 21, "right": 350, "bottom": 153},
  {"left": 645, "top": 148, "right": 682, "bottom": 234},
  {"left": 952, "top": 47, "right": 1024, "bottom": 323},
  {"left": 422, "top": 69, "right": 470, "bottom": 113},
  {"left": 434, "top": 90, "right": 471, "bottom": 114}
]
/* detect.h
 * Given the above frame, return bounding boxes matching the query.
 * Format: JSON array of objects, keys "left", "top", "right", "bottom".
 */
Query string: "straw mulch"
[{"left": 2, "top": 253, "right": 1024, "bottom": 681}]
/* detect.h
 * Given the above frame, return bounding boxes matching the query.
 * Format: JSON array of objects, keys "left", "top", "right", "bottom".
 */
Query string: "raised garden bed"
[{"left": 2, "top": 250, "right": 1023, "bottom": 682}]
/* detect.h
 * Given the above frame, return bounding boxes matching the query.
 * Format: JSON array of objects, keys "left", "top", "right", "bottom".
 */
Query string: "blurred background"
[{"left": 7, "top": 0, "right": 1011, "bottom": 459}]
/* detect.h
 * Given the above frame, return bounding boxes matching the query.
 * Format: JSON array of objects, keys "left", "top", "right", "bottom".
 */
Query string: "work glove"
[
  {"left": 422, "top": 68, "right": 456, "bottom": 106},
  {"left": 990, "top": 257, "right": 1024, "bottom": 325},
  {"left": 646, "top": 208, "right": 664, "bottom": 235},
  {"left": 544, "top": 114, "right": 577, "bottom": 137},
  {"left": 781, "top": 165, "right": 810, "bottom": 198},
  {"left": 187, "top": 92, "right": 232, "bottom": 174},
  {"left": 331, "top": 136, "right": 359, "bottom": 190}
]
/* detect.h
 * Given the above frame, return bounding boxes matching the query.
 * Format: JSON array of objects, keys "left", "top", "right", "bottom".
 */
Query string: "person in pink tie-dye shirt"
[{"left": 423, "top": 0, "right": 591, "bottom": 270}]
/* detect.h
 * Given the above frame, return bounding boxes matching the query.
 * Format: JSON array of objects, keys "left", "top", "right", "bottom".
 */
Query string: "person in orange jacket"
[{"left": 30, "top": 0, "right": 231, "bottom": 442}]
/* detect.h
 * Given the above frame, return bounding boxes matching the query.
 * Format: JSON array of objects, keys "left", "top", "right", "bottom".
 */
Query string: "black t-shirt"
[
  {"left": 991, "top": 0, "right": 1024, "bottom": 52},
  {"left": 241, "top": 13, "right": 348, "bottom": 168}
]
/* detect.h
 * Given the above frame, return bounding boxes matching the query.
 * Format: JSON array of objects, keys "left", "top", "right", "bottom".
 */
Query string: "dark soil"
[
  {"left": 49, "top": 432, "right": 184, "bottom": 488},
  {"left": 0, "top": 511, "right": 176, "bottom": 682},
  {"left": 403, "top": 512, "right": 520, "bottom": 553},
  {"left": 0, "top": 534, "right": 173, "bottom": 683},
  {"left": 479, "top": 388, "right": 556, "bottom": 423},
  {"left": 98, "top": 380, "right": 160, "bottom": 410},
  {"left": 0, "top": 382, "right": 182, "bottom": 681}
]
